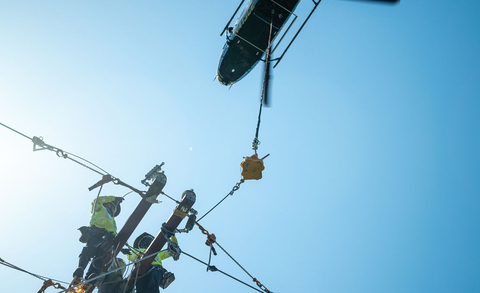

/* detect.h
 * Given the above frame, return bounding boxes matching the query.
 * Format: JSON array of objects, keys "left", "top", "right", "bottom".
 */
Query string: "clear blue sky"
[{"left": 1, "top": 1, "right": 479, "bottom": 292}]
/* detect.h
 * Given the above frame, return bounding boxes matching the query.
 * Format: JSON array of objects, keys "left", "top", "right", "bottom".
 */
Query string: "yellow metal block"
[{"left": 241, "top": 154, "right": 265, "bottom": 180}]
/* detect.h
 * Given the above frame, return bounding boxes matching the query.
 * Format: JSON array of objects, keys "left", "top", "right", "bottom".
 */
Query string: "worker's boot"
[{"left": 85, "top": 272, "right": 98, "bottom": 284}]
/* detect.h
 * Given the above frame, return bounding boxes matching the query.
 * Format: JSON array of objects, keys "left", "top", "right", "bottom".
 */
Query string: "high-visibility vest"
[
  {"left": 127, "top": 248, "right": 171, "bottom": 267},
  {"left": 90, "top": 196, "right": 117, "bottom": 235},
  {"left": 127, "top": 236, "right": 178, "bottom": 266}
]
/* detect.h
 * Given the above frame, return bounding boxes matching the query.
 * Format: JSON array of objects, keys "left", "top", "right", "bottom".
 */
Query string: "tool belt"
[{"left": 78, "top": 226, "right": 91, "bottom": 243}]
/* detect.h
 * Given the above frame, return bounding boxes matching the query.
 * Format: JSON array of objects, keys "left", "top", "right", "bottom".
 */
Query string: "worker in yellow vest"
[
  {"left": 73, "top": 196, "right": 123, "bottom": 280},
  {"left": 125, "top": 232, "right": 178, "bottom": 292}
]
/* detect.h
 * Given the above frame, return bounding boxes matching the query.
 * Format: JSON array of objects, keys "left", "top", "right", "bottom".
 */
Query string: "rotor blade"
[
  {"left": 342, "top": 0, "right": 399, "bottom": 4},
  {"left": 262, "top": 48, "right": 272, "bottom": 107}
]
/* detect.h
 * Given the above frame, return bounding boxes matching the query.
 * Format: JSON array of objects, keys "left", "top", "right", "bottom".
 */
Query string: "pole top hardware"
[{"left": 141, "top": 163, "right": 165, "bottom": 187}]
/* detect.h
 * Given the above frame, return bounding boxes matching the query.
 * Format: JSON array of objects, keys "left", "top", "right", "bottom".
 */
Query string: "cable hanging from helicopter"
[{"left": 240, "top": 3, "right": 276, "bottom": 182}]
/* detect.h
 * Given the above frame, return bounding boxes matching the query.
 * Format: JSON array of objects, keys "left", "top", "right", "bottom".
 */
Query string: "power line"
[
  {"left": 197, "top": 179, "right": 245, "bottom": 222},
  {"left": 181, "top": 250, "right": 264, "bottom": 293},
  {"left": 0, "top": 257, "right": 68, "bottom": 285},
  {"left": 0, "top": 122, "right": 32, "bottom": 140},
  {"left": 0, "top": 122, "right": 110, "bottom": 176},
  {"left": 192, "top": 223, "right": 272, "bottom": 293}
]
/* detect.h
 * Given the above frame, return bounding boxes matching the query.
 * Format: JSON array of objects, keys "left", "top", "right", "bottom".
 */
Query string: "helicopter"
[{"left": 216, "top": 0, "right": 400, "bottom": 89}]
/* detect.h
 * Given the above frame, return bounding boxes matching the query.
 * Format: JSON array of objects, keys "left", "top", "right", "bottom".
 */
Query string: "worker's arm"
[
  {"left": 126, "top": 249, "right": 142, "bottom": 262},
  {"left": 90, "top": 196, "right": 117, "bottom": 213},
  {"left": 157, "top": 250, "right": 171, "bottom": 261}
]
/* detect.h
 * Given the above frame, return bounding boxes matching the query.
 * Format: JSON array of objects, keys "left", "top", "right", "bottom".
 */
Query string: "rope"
[
  {"left": 91, "top": 184, "right": 104, "bottom": 222},
  {"left": 120, "top": 260, "right": 142, "bottom": 293},
  {"left": 197, "top": 179, "right": 245, "bottom": 222},
  {"left": 122, "top": 190, "right": 134, "bottom": 198},
  {"left": 94, "top": 276, "right": 123, "bottom": 289}
]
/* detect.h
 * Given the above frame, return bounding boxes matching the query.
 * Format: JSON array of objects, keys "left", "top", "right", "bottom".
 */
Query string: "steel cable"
[{"left": 181, "top": 250, "right": 264, "bottom": 293}]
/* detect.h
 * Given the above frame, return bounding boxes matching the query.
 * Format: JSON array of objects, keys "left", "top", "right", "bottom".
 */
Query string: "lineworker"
[
  {"left": 73, "top": 195, "right": 124, "bottom": 280},
  {"left": 124, "top": 232, "right": 178, "bottom": 293},
  {"left": 97, "top": 258, "right": 126, "bottom": 293}
]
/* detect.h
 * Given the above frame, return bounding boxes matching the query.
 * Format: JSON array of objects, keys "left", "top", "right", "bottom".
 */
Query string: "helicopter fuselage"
[{"left": 217, "top": 0, "right": 300, "bottom": 86}]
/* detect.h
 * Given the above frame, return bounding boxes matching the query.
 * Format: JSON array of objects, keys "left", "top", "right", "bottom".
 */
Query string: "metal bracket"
[{"left": 141, "top": 163, "right": 165, "bottom": 186}]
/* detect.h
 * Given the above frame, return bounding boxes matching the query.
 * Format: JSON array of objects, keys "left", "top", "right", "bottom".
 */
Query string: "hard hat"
[
  {"left": 104, "top": 201, "right": 121, "bottom": 217},
  {"left": 134, "top": 232, "right": 154, "bottom": 249},
  {"left": 113, "top": 204, "right": 121, "bottom": 217},
  {"left": 111, "top": 197, "right": 123, "bottom": 217}
]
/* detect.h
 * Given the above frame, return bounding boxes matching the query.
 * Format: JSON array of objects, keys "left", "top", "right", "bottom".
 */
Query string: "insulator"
[{"left": 185, "top": 214, "right": 196, "bottom": 231}]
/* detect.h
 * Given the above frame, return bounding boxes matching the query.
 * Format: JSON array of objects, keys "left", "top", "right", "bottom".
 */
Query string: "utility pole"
[
  {"left": 113, "top": 171, "right": 167, "bottom": 256},
  {"left": 74, "top": 165, "right": 168, "bottom": 293},
  {"left": 125, "top": 189, "right": 196, "bottom": 291}
]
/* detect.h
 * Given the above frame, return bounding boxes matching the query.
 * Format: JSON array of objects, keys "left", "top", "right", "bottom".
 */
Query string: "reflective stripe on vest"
[
  {"left": 90, "top": 203, "right": 117, "bottom": 235},
  {"left": 127, "top": 248, "right": 169, "bottom": 266}
]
